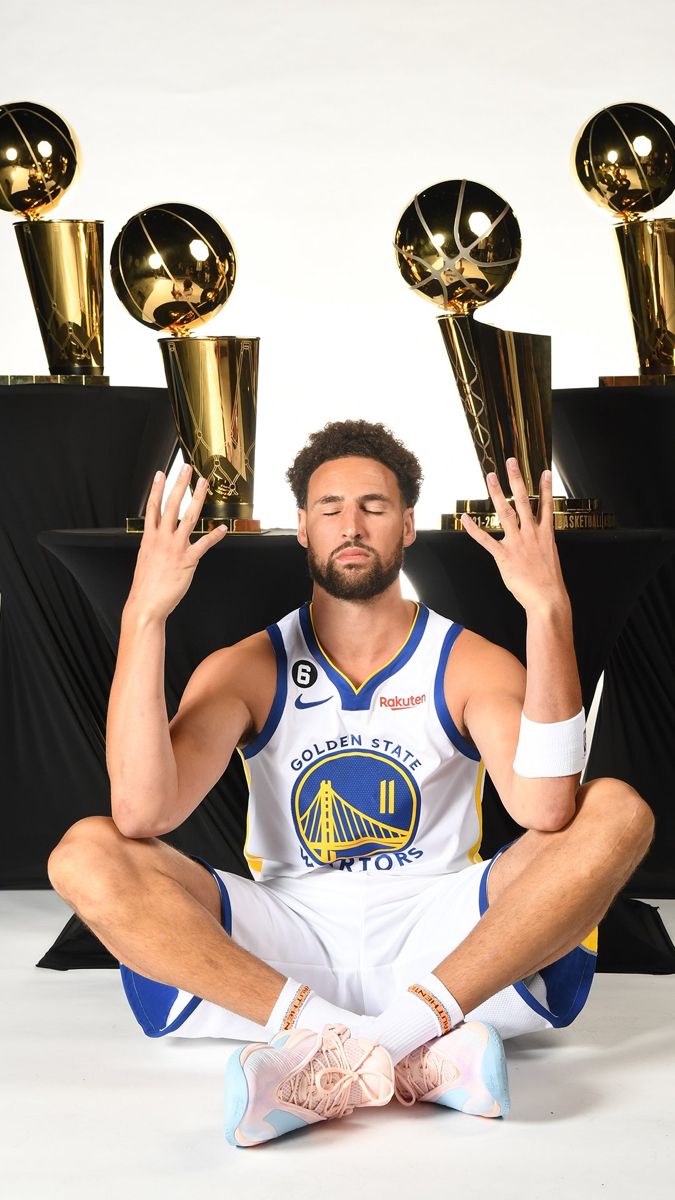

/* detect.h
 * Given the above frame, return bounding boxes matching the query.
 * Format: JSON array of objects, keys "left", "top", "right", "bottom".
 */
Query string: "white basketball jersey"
[{"left": 241, "top": 603, "right": 485, "bottom": 881}]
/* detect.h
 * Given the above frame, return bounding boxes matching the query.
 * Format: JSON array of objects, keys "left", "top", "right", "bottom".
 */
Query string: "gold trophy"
[
  {"left": 574, "top": 102, "right": 675, "bottom": 386},
  {"left": 394, "top": 178, "right": 613, "bottom": 530},
  {"left": 110, "top": 202, "right": 260, "bottom": 532},
  {"left": 0, "top": 101, "right": 106, "bottom": 384}
]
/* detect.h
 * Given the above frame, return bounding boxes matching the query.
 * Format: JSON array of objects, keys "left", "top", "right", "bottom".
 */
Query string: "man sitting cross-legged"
[{"left": 48, "top": 420, "right": 653, "bottom": 1147}]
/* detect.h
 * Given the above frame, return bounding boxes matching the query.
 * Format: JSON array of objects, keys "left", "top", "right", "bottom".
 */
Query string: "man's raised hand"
[
  {"left": 460, "top": 458, "right": 567, "bottom": 613},
  {"left": 125, "top": 464, "right": 227, "bottom": 621}
]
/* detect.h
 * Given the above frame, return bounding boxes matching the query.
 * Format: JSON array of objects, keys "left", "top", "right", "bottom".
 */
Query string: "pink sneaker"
[
  {"left": 224, "top": 1023, "right": 395, "bottom": 1147},
  {"left": 394, "top": 1021, "right": 510, "bottom": 1117}
]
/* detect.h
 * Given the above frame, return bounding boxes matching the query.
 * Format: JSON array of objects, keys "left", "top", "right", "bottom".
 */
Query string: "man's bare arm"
[
  {"left": 453, "top": 459, "right": 583, "bottom": 832},
  {"left": 108, "top": 623, "right": 264, "bottom": 838},
  {"left": 447, "top": 631, "right": 580, "bottom": 831},
  {"left": 106, "top": 464, "right": 231, "bottom": 838},
  {"left": 164, "top": 634, "right": 275, "bottom": 836},
  {"left": 107, "top": 604, "right": 176, "bottom": 837}
]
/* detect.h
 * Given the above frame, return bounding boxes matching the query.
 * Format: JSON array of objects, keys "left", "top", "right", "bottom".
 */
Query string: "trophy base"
[
  {"left": 599, "top": 374, "right": 675, "bottom": 388},
  {"left": 126, "top": 516, "right": 262, "bottom": 534},
  {"left": 0, "top": 374, "right": 109, "bottom": 386},
  {"left": 442, "top": 497, "right": 616, "bottom": 532}
]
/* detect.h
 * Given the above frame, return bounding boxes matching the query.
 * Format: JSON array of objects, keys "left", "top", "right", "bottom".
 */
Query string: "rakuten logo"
[{"left": 379, "top": 694, "right": 426, "bottom": 710}]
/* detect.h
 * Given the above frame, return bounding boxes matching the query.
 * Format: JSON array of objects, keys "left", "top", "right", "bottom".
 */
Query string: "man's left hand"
[{"left": 460, "top": 458, "right": 568, "bottom": 613}]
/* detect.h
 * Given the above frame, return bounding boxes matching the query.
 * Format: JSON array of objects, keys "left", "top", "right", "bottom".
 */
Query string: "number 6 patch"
[{"left": 292, "top": 660, "right": 318, "bottom": 689}]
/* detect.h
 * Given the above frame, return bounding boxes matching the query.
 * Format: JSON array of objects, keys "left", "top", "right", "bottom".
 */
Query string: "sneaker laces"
[
  {"left": 277, "top": 1024, "right": 393, "bottom": 1120},
  {"left": 394, "top": 1043, "right": 460, "bottom": 1106}
]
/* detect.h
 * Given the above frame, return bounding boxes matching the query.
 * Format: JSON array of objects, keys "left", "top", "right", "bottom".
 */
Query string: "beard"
[{"left": 307, "top": 538, "right": 404, "bottom": 601}]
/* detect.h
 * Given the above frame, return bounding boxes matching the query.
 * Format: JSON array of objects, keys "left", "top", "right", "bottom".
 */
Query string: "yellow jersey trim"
[
  {"left": 238, "top": 748, "right": 263, "bottom": 875},
  {"left": 308, "top": 601, "right": 420, "bottom": 696},
  {"left": 468, "top": 760, "right": 485, "bottom": 864}
]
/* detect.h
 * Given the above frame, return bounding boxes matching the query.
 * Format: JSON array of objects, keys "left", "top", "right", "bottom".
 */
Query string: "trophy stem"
[
  {"left": 614, "top": 218, "right": 675, "bottom": 378},
  {"left": 437, "top": 313, "right": 551, "bottom": 496},
  {"left": 436, "top": 314, "right": 614, "bottom": 530},
  {"left": 14, "top": 220, "right": 104, "bottom": 377},
  {"left": 159, "top": 335, "right": 260, "bottom": 529}
]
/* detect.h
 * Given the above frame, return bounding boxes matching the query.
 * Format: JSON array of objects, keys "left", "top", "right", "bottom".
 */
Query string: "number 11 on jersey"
[{"left": 379, "top": 780, "right": 395, "bottom": 814}]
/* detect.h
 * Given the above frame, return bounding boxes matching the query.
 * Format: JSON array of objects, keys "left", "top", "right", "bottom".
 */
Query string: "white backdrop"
[{"left": 1, "top": 0, "right": 673, "bottom": 529}]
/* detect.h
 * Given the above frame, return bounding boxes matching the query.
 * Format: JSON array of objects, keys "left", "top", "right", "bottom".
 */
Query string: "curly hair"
[{"left": 286, "top": 419, "right": 423, "bottom": 509}]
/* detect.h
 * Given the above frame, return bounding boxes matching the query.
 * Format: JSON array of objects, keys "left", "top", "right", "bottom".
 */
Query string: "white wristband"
[{"left": 513, "top": 709, "right": 587, "bottom": 778}]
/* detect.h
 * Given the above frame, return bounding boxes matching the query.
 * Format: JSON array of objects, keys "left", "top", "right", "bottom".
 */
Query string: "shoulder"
[
  {"left": 195, "top": 628, "right": 277, "bottom": 700},
  {"left": 180, "top": 629, "right": 279, "bottom": 744},
  {"left": 196, "top": 629, "right": 277, "bottom": 684},
  {"left": 443, "top": 628, "right": 525, "bottom": 737}
]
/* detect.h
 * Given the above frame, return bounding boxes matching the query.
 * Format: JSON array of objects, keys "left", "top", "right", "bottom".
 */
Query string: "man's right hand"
[{"left": 125, "top": 464, "right": 228, "bottom": 622}]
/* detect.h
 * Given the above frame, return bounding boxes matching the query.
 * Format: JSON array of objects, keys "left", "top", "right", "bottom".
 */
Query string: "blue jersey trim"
[
  {"left": 298, "top": 602, "right": 429, "bottom": 711},
  {"left": 119, "top": 855, "right": 232, "bottom": 1038},
  {"left": 243, "top": 623, "right": 287, "bottom": 758},
  {"left": 478, "top": 845, "right": 596, "bottom": 1028},
  {"left": 434, "top": 624, "right": 481, "bottom": 761}
]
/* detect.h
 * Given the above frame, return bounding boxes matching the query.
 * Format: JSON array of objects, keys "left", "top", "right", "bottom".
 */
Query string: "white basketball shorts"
[{"left": 119, "top": 847, "right": 597, "bottom": 1043}]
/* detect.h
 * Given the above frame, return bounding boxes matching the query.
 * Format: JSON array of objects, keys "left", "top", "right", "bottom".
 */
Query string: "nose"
[{"left": 341, "top": 502, "right": 364, "bottom": 541}]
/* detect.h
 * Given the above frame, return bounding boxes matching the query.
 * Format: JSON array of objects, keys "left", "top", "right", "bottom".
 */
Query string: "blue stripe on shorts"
[
  {"left": 119, "top": 854, "right": 231, "bottom": 1038},
  {"left": 479, "top": 845, "right": 596, "bottom": 1028}
]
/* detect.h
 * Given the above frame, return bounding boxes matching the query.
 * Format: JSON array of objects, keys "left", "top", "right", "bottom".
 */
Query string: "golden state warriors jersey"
[{"left": 241, "top": 603, "right": 485, "bottom": 881}]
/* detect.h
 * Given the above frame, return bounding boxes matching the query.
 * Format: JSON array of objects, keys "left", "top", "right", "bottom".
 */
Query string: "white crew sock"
[
  {"left": 264, "top": 978, "right": 362, "bottom": 1039},
  {"left": 359, "top": 972, "right": 465, "bottom": 1065}
]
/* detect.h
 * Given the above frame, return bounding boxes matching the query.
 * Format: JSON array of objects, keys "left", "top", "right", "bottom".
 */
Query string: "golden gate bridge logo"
[{"left": 292, "top": 750, "right": 420, "bottom": 865}]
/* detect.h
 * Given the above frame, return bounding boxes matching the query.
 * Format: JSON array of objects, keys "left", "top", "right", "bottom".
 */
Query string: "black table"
[
  {"left": 405, "top": 529, "right": 675, "bottom": 877},
  {"left": 37, "top": 527, "right": 675, "bottom": 973},
  {"left": 0, "top": 384, "right": 178, "bottom": 888},
  {"left": 39, "top": 526, "right": 675, "bottom": 847},
  {"left": 38, "top": 530, "right": 312, "bottom": 880}
]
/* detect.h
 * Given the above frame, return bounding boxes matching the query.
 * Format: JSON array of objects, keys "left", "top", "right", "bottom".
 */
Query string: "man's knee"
[
  {"left": 47, "top": 815, "right": 133, "bottom": 901},
  {"left": 576, "top": 776, "right": 655, "bottom": 857}
]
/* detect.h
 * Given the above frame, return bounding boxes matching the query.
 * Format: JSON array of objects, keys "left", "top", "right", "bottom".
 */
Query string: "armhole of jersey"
[
  {"left": 242, "top": 624, "right": 287, "bottom": 759},
  {"left": 433, "top": 623, "right": 481, "bottom": 761}
]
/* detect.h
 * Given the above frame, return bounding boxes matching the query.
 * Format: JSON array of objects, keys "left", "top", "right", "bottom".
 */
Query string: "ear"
[
  {"left": 403, "top": 507, "right": 416, "bottom": 548},
  {"left": 297, "top": 509, "right": 308, "bottom": 548}
]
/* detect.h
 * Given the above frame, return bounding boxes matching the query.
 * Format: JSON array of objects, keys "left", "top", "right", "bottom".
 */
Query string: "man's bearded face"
[
  {"left": 306, "top": 536, "right": 404, "bottom": 601},
  {"left": 298, "top": 455, "right": 415, "bottom": 601}
]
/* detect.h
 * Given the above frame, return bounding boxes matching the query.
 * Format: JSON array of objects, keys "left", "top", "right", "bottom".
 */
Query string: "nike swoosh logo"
[{"left": 294, "top": 695, "right": 331, "bottom": 710}]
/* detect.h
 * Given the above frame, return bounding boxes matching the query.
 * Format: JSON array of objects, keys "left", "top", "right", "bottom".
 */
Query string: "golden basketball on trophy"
[
  {"left": 110, "top": 202, "right": 260, "bottom": 532},
  {"left": 573, "top": 101, "right": 675, "bottom": 385},
  {"left": 0, "top": 101, "right": 105, "bottom": 384},
  {"left": 110, "top": 202, "right": 236, "bottom": 333},
  {"left": 394, "top": 178, "right": 612, "bottom": 530}
]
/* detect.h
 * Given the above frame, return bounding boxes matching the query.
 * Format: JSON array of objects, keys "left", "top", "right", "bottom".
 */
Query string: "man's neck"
[{"left": 309, "top": 584, "right": 417, "bottom": 688}]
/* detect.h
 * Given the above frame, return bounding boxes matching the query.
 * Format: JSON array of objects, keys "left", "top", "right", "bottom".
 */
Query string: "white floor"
[{"left": 1, "top": 890, "right": 674, "bottom": 1200}]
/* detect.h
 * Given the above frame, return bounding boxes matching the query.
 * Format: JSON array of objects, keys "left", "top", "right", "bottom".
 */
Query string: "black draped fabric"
[
  {"left": 37, "top": 898, "right": 675, "bottom": 975},
  {"left": 553, "top": 386, "right": 675, "bottom": 896},
  {"left": 35, "top": 530, "right": 313, "bottom": 892},
  {"left": 596, "top": 897, "right": 675, "bottom": 973},
  {"left": 0, "top": 385, "right": 177, "bottom": 887},
  {"left": 34, "top": 531, "right": 312, "bottom": 970},
  {"left": 404, "top": 529, "right": 675, "bottom": 875},
  {"left": 36, "top": 527, "right": 675, "bottom": 973}
]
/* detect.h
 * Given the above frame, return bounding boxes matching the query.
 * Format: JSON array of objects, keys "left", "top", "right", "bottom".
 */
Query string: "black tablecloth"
[
  {"left": 37, "top": 528, "right": 675, "bottom": 973},
  {"left": 0, "top": 385, "right": 178, "bottom": 887},
  {"left": 404, "top": 529, "right": 675, "bottom": 867},
  {"left": 38, "top": 531, "right": 312, "bottom": 891},
  {"left": 6, "top": 382, "right": 671, "bottom": 973},
  {"left": 554, "top": 387, "right": 675, "bottom": 895}
]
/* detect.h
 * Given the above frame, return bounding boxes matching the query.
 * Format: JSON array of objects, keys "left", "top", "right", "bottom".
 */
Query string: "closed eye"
[{"left": 321, "top": 506, "right": 385, "bottom": 515}]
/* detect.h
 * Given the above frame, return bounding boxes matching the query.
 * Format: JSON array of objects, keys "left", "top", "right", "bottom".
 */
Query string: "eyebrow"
[{"left": 312, "top": 492, "right": 393, "bottom": 508}]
